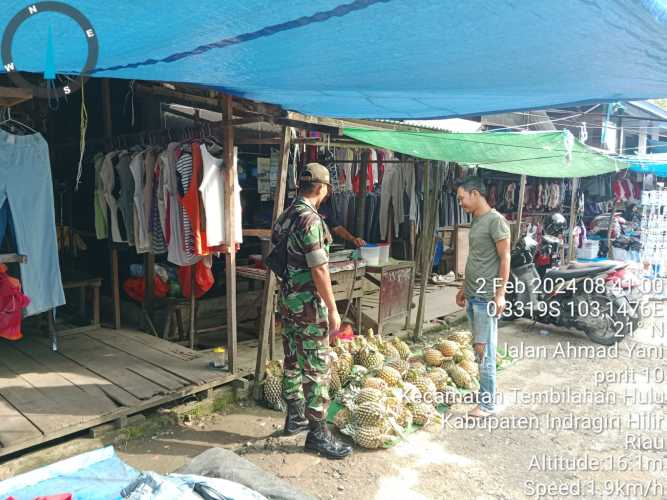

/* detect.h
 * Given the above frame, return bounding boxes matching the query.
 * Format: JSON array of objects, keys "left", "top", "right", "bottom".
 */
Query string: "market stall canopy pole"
[
  {"left": 343, "top": 128, "right": 626, "bottom": 178},
  {"left": 2, "top": 1, "right": 667, "bottom": 118}
]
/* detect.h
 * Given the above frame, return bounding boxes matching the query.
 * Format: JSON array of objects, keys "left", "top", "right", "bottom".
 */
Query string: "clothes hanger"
[{"left": 0, "top": 107, "right": 38, "bottom": 135}]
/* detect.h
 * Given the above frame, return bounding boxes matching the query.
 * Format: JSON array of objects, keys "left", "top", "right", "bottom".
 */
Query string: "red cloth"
[
  {"left": 35, "top": 494, "right": 73, "bottom": 500},
  {"left": 612, "top": 178, "right": 636, "bottom": 202},
  {"left": 123, "top": 276, "right": 168, "bottom": 302},
  {"left": 352, "top": 150, "right": 375, "bottom": 193},
  {"left": 377, "top": 150, "right": 385, "bottom": 185},
  {"left": 307, "top": 132, "right": 320, "bottom": 162},
  {"left": 0, "top": 264, "right": 30, "bottom": 341},
  {"left": 182, "top": 143, "right": 209, "bottom": 256},
  {"left": 177, "top": 261, "right": 214, "bottom": 299}
]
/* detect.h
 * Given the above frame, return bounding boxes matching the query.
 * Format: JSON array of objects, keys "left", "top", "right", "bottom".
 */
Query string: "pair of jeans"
[
  {"left": 466, "top": 296, "right": 498, "bottom": 412},
  {"left": 0, "top": 130, "right": 65, "bottom": 316}
]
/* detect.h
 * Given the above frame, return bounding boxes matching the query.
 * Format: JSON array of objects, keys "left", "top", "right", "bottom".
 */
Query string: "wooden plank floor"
[{"left": 0, "top": 327, "right": 278, "bottom": 459}]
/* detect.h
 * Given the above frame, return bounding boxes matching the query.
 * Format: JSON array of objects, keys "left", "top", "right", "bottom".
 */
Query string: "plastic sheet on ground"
[
  {"left": 0, "top": 446, "right": 138, "bottom": 500},
  {"left": 0, "top": 446, "right": 269, "bottom": 500}
]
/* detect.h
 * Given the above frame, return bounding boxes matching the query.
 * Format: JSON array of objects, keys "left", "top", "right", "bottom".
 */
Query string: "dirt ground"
[{"left": 114, "top": 318, "right": 667, "bottom": 500}]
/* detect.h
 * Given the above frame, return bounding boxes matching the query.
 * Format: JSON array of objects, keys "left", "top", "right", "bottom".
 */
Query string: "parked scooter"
[{"left": 504, "top": 216, "right": 640, "bottom": 345}]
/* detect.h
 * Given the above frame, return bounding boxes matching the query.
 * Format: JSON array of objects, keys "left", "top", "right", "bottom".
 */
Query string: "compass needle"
[{"left": 44, "top": 24, "right": 56, "bottom": 80}]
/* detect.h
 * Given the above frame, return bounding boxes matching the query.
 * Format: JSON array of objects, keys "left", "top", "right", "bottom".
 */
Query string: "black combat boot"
[
  {"left": 283, "top": 399, "right": 309, "bottom": 436},
  {"left": 304, "top": 420, "right": 352, "bottom": 459}
]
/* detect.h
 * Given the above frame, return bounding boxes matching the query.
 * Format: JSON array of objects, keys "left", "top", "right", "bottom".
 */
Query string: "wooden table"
[
  {"left": 237, "top": 261, "right": 366, "bottom": 351},
  {"left": 364, "top": 259, "right": 415, "bottom": 336},
  {"left": 329, "top": 260, "right": 366, "bottom": 330}
]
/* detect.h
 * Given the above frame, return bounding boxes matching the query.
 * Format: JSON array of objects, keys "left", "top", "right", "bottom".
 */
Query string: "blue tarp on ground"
[
  {"left": 2, "top": 1, "right": 667, "bottom": 118},
  {"left": 0, "top": 446, "right": 138, "bottom": 500}
]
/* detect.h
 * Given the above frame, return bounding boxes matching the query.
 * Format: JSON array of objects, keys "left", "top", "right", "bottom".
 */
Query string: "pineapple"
[
  {"left": 391, "top": 337, "right": 412, "bottom": 360},
  {"left": 400, "top": 381, "right": 422, "bottom": 404},
  {"left": 458, "top": 359, "right": 479, "bottom": 377},
  {"left": 377, "top": 365, "right": 402, "bottom": 387},
  {"left": 350, "top": 336, "right": 368, "bottom": 362},
  {"left": 263, "top": 360, "right": 286, "bottom": 412},
  {"left": 410, "top": 361, "right": 427, "bottom": 374},
  {"left": 447, "top": 364, "right": 474, "bottom": 390},
  {"left": 363, "top": 376, "right": 389, "bottom": 391},
  {"left": 333, "top": 338, "right": 348, "bottom": 356},
  {"left": 427, "top": 367, "right": 450, "bottom": 392},
  {"left": 404, "top": 366, "right": 425, "bottom": 384},
  {"left": 423, "top": 347, "right": 445, "bottom": 367},
  {"left": 436, "top": 340, "right": 460, "bottom": 359},
  {"left": 378, "top": 342, "right": 401, "bottom": 362},
  {"left": 353, "top": 400, "right": 386, "bottom": 427},
  {"left": 352, "top": 422, "right": 391, "bottom": 449},
  {"left": 386, "top": 358, "right": 409, "bottom": 376},
  {"left": 358, "top": 345, "right": 385, "bottom": 371},
  {"left": 354, "top": 387, "right": 384, "bottom": 406},
  {"left": 408, "top": 402, "right": 434, "bottom": 426},
  {"left": 330, "top": 368, "right": 342, "bottom": 398},
  {"left": 365, "top": 329, "right": 382, "bottom": 347},
  {"left": 442, "top": 359, "right": 456, "bottom": 371},
  {"left": 395, "top": 405, "right": 413, "bottom": 429},
  {"left": 346, "top": 365, "right": 369, "bottom": 388},
  {"left": 441, "top": 385, "right": 459, "bottom": 404},
  {"left": 414, "top": 377, "right": 437, "bottom": 405},
  {"left": 447, "top": 331, "right": 473, "bottom": 346},
  {"left": 462, "top": 347, "right": 476, "bottom": 363},
  {"left": 333, "top": 407, "right": 352, "bottom": 430},
  {"left": 337, "top": 350, "right": 354, "bottom": 383}
]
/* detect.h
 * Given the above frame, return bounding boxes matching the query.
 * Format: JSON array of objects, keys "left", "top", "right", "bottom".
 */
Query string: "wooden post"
[
  {"left": 513, "top": 175, "right": 527, "bottom": 249},
  {"left": 567, "top": 177, "right": 580, "bottom": 263},
  {"left": 253, "top": 125, "right": 292, "bottom": 400},
  {"left": 101, "top": 79, "right": 121, "bottom": 330},
  {"left": 355, "top": 151, "right": 369, "bottom": 238},
  {"left": 189, "top": 266, "right": 196, "bottom": 349},
  {"left": 606, "top": 114, "right": 624, "bottom": 261},
  {"left": 223, "top": 95, "right": 238, "bottom": 372},
  {"left": 413, "top": 161, "right": 432, "bottom": 338}
]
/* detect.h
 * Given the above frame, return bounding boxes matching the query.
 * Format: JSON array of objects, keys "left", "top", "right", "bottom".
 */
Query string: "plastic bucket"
[{"left": 360, "top": 244, "right": 381, "bottom": 266}]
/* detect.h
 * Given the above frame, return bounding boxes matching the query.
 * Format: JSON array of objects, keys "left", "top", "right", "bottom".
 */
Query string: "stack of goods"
[
  {"left": 328, "top": 329, "right": 480, "bottom": 449},
  {"left": 262, "top": 329, "right": 515, "bottom": 450}
]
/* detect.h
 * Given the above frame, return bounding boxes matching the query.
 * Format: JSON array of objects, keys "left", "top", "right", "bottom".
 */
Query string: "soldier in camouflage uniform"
[{"left": 271, "top": 163, "right": 352, "bottom": 459}]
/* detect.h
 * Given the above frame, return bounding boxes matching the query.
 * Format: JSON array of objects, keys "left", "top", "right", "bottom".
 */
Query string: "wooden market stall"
[{"left": 0, "top": 79, "right": 430, "bottom": 457}]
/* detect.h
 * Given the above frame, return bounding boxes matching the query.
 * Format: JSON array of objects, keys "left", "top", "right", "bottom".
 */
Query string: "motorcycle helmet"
[{"left": 544, "top": 213, "right": 567, "bottom": 236}]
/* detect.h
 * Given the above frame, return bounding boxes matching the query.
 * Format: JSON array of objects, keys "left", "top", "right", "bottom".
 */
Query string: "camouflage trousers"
[{"left": 281, "top": 320, "right": 331, "bottom": 422}]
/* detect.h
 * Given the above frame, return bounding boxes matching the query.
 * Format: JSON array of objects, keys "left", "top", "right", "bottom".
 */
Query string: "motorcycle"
[{"left": 504, "top": 222, "right": 640, "bottom": 345}]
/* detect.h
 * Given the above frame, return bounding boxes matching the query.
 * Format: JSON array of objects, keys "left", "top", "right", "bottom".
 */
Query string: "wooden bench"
[{"left": 62, "top": 275, "right": 102, "bottom": 328}]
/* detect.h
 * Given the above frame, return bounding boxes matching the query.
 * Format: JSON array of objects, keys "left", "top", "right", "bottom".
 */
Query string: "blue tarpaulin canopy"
[
  {"left": 627, "top": 153, "right": 667, "bottom": 176},
  {"left": 2, "top": 1, "right": 667, "bottom": 118}
]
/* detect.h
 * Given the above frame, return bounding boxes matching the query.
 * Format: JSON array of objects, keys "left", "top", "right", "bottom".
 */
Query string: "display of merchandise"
[{"left": 640, "top": 189, "right": 667, "bottom": 269}]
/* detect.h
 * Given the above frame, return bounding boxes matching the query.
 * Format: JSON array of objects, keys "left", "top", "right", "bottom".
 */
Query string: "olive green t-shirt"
[{"left": 463, "top": 209, "right": 511, "bottom": 300}]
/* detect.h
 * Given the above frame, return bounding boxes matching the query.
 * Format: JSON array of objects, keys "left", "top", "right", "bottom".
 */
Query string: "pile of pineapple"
[
  {"left": 330, "top": 329, "right": 480, "bottom": 449},
  {"left": 262, "top": 329, "right": 482, "bottom": 449}
]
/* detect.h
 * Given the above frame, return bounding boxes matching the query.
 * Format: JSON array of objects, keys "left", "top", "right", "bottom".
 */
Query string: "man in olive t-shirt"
[{"left": 455, "top": 176, "right": 511, "bottom": 419}]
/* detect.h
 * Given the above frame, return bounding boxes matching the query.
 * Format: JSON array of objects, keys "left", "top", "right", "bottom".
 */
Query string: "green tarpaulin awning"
[{"left": 343, "top": 128, "right": 625, "bottom": 178}]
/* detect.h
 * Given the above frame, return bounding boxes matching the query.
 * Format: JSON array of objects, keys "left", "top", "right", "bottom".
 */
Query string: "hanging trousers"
[{"left": 0, "top": 130, "right": 65, "bottom": 316}]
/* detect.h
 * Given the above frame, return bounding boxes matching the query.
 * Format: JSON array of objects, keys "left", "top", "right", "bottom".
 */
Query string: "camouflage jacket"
[{"left": 272, "top": 197, "right": 332, "bottom": 325}]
